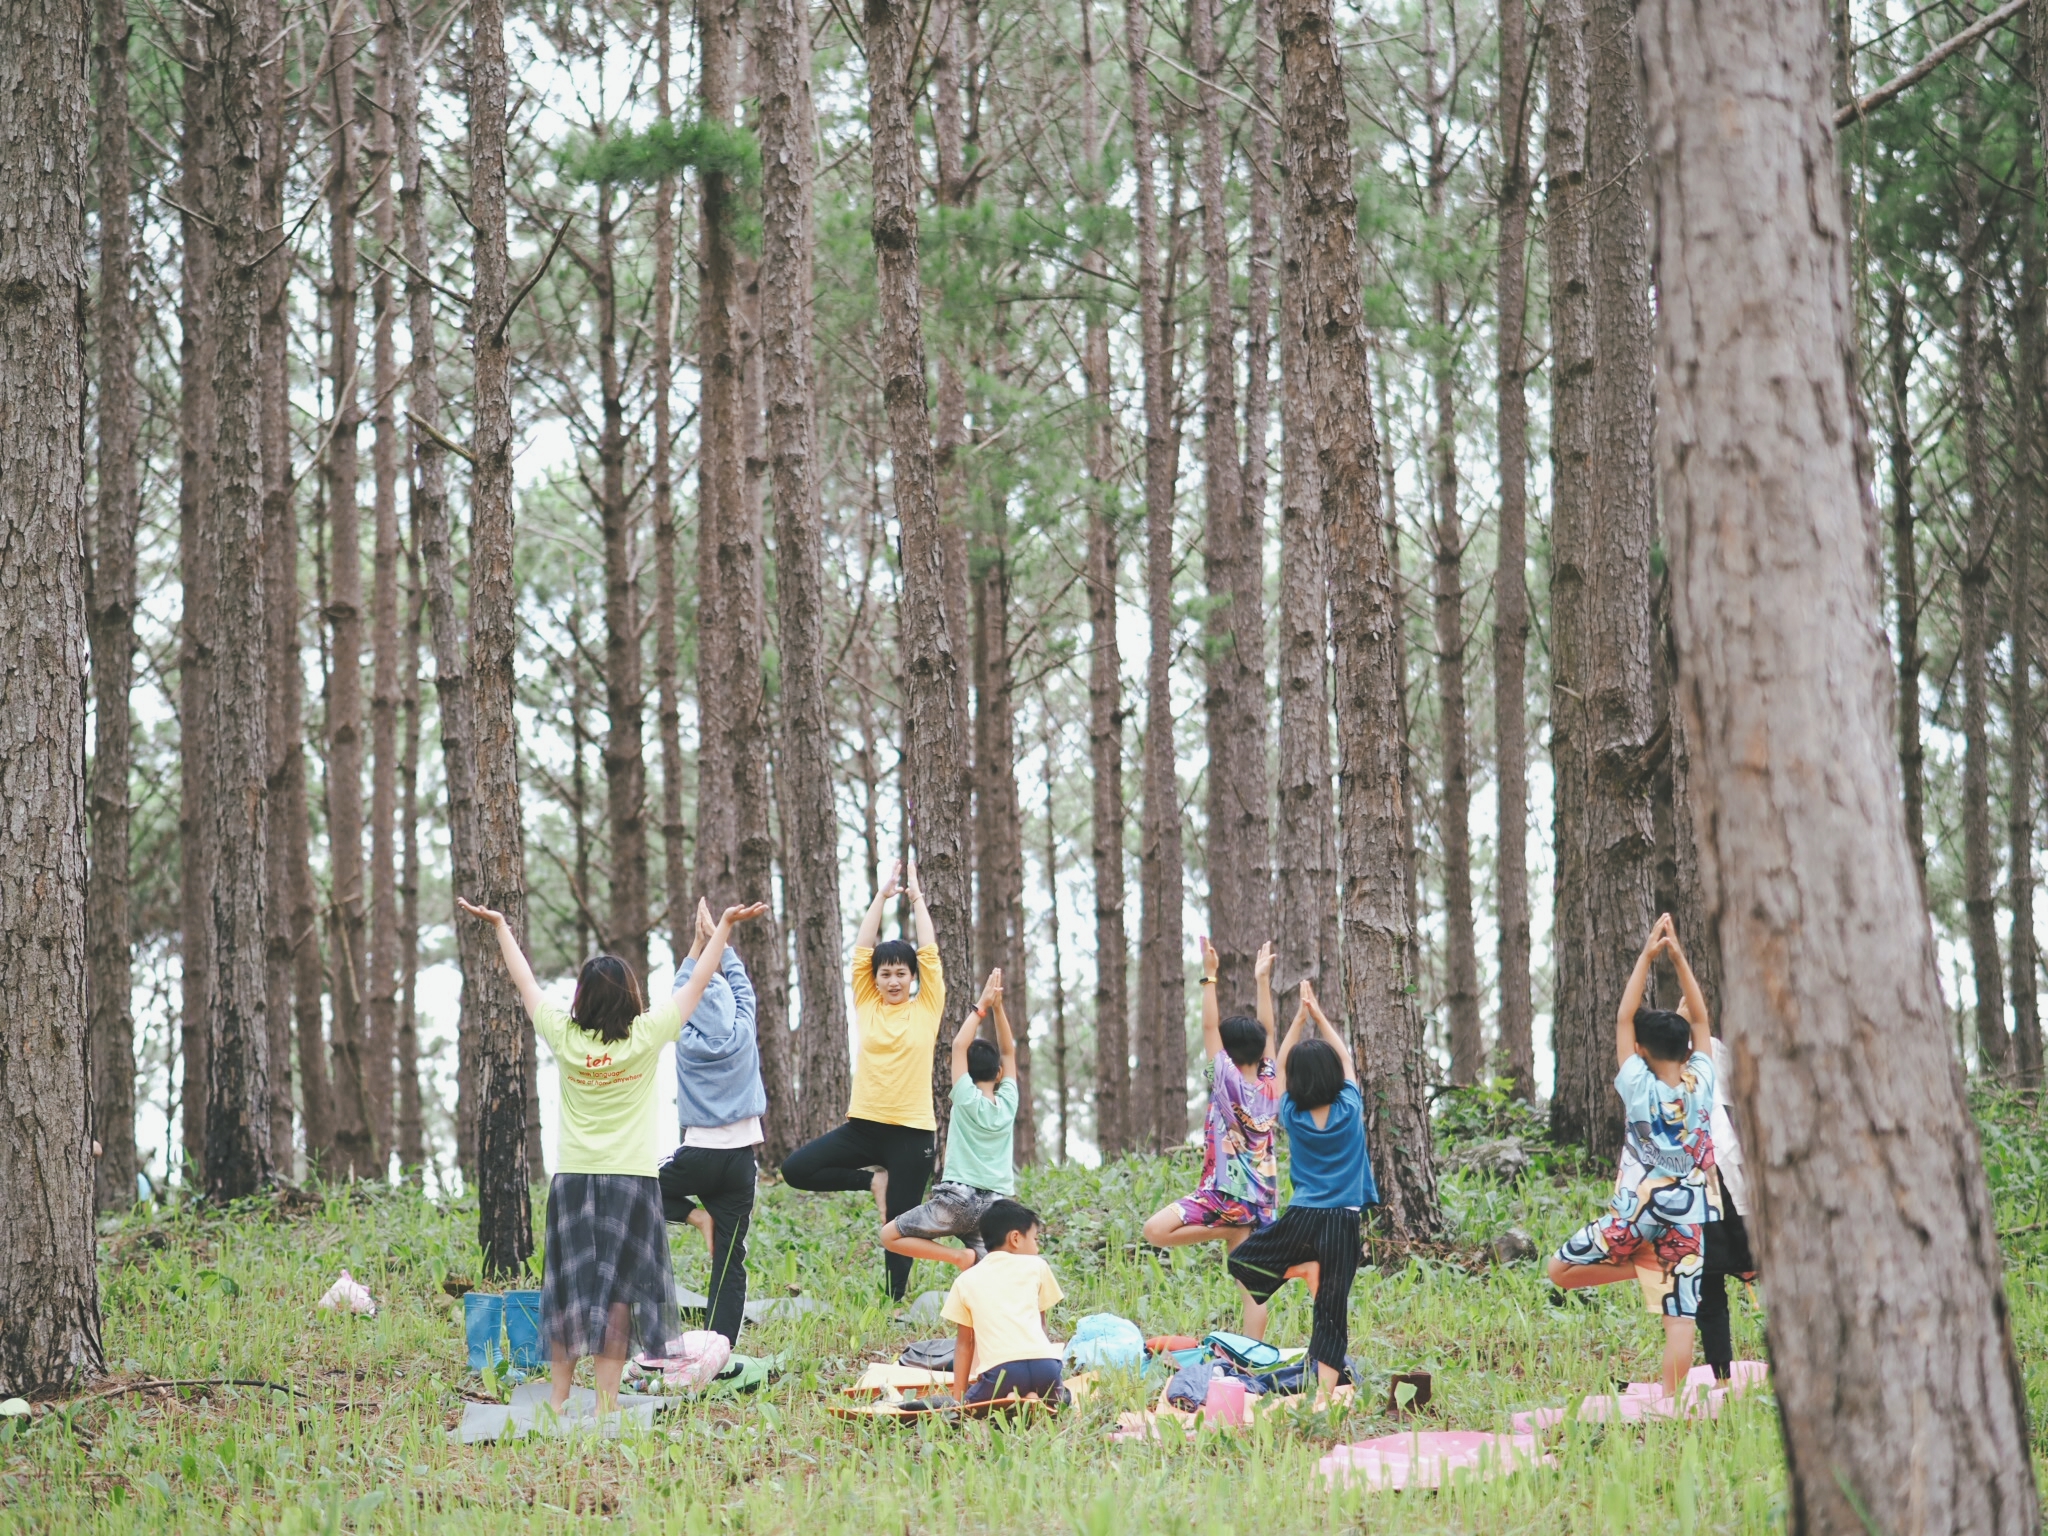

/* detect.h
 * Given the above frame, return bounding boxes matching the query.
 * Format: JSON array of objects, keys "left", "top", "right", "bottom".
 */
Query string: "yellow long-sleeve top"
[{"left": 846, "top": 944, "right": 945, "bottom": 1130}]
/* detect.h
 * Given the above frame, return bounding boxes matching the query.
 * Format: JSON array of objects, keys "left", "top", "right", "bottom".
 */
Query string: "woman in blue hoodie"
[{"left": 657, "top": 898, "right": 768, "bottom": 1344}]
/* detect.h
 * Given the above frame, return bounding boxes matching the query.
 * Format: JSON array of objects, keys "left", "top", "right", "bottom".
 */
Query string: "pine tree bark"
[
  {"left": 653, "top": 2, "right": 688, "bottom": 974},
  {"left": 760, "top": 0, "right": 849, "bottom": 1142},
  {"left": 1885, "top": 287, "right": 1926, "bottom": 893},
  {"left": 694, "top": 0, "right": 742, "bottom": 917},
  {"left": 973, "top": 559, "right": 1031, "bottom": 1158},
  {"left": 401, "top": 0, "right": 473, "bottom": 1175},
  {"left": 1956, "top": 98, "right": 2010, "bottom": 1078},
  {"left": 930, "top": 0, "right": 977, "bottom": 704},
  {"left": 1424, "top": 10, "right": 1481, "bottom": 1087},
  {"left": 867, "top": 0, "right": 974, "bottom": 1143},
  {"left": 469, "top": 0, "right": 533, "bottom": 1270},
  {"left": 1279, "top": 0, "right": 1440, "bottom": 1236},
  {"left": 365, "top": 14, "right": 403, "bottom": 1170},
  {"left": 177, "top": 15, "right": 216, "bottom": 1185},
  {"left": 0, "top": 0, "right": 104, "bottom": 1393},
  {"left": 1079, "top": 0, "right": 1129, "bottom": 1159},
  {"left": 1547, "top": 0, "right": 1659, "bottom": 1159},
  {"left": 1129, "top": 0, "right": 1187, "bottom": 1152},
  {"left": 1492, "top": 0, "right": 1535, "bottom": 1099},
  {"left": 89, "top": 0, "right": 140, "bottom": 1212},
  {"left": 199, "top": 0, "right": 277, "bottom": 1200},
  {"left": 594, "top": 176, "right": 651, "bottom": 985},
  {"left": 1640, "top": 5, "right": 2041, "bottom": 1522},
  {"left": 323, "top": 2, "right": 375, "bottom": 1177},
  {"left": 1194, "top": 0, "right": 1267, "bottom": 1016},
  {"left": 255, "top": 0, "right": 302, "bottom": 1171},
  {"left": 397, "top": 544, "right": 425, "bottom": 1173}
]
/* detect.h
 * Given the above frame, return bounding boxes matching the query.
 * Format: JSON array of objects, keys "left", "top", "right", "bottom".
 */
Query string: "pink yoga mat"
[
  {"left": 1319, "top": 1430, "right": 1549, "bottom": 1491},
  {"left": 1509, "top": 1359, "right": 1768, "bottom": 1434}
]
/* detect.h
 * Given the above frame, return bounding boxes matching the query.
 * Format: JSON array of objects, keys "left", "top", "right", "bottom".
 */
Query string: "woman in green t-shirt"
[{"left": 459, "top": 896, "right": 765, "bottom": 1416}]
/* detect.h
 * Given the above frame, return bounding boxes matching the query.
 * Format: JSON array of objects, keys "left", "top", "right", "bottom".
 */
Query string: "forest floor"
[{"left": 6, "top": 1092, "right": 2046, "bottom": 1534}]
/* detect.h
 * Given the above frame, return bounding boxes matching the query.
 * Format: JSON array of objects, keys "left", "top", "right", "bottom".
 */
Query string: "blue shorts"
[{"left": 964, "top": 1357, "right": 1063, "bottom": 1404}]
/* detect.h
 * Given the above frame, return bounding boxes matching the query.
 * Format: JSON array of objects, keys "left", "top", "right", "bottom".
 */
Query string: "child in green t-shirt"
[{"left": 882, "top": 969, "right": 1016, "bottom": 1270}]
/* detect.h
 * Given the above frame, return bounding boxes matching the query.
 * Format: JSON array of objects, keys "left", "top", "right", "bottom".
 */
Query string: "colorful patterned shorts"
[
  {"left": 1553, "top": 1175, "right": 1710, "bottom": 1319},
  {"left": 1175, "top": 1188, "right": 1275, "bottom": 1230}
]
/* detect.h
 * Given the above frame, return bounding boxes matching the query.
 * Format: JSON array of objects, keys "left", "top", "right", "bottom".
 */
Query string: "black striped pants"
[{"left": 1227, "top": 1204, "right": 1363, "bottom": 1373}]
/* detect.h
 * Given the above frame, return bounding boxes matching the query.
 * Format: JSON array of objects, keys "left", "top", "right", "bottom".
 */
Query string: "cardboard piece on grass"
[
  {"left": 1319, "top": 1430, "right": 1550, "bottom": 1491},
  {"left": 317, "top": 1271, "right": 376, "bottom": 1316},
  {"left": 451, "top": 1381, "right": 681, "bottom": 1443}
]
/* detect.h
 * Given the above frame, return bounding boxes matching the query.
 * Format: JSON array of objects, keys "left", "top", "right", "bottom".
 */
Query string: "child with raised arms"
[{"left": 1546, "top": 913, "right": 1719, "bottom": 1399}]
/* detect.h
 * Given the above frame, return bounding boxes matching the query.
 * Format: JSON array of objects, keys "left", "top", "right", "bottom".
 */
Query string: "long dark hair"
[{"left": 571, "top": 955, "right": 644, "bottom": 1043}]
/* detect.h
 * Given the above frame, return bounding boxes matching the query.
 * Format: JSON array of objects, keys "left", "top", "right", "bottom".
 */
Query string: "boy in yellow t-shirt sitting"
[{"left": 943, "top": 1200, "right": 1066, "bottom": 1404}]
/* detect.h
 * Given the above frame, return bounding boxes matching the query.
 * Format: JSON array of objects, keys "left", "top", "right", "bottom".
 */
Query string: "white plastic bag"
[{"left": 317, "top": 1269, "right": 377, "bottom": 1316}]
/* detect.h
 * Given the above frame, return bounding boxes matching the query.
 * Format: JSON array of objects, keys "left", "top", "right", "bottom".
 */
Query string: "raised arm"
[
  {"left": 952, "top": 968, "right": 1000, "bottom": 1082},
  {"left": 1275, "top": 995, "right": 1310, "bottom": 1078},
  {"left": 456, "top": 899, "right": 547, "bottom": 1021},
  {"left": 904, "top": 855, "right": 937, "bottom": 952},
  {"left": 676, "top": 904, "right": 768, "bottom": 1020},
  {"left": 1616, "top": 916, "right": 1664, "bottom": 1068},
  {"left": 1199, "top": 937, "right": 1223, "bottom": 1058},
  {"left": 855, "top": 861, "right": 902, "bottom": 950},
  {"left": 990, "top": 978, "right": 1017, "bottom": 1082},
  {"left": 1301, "top": 980, "right": 1355, "bottom": 1084},
  {"left": 1663, "top": 922, "right": 1712, "bottom": 1056},
  {"left": 1254, "top": 942, "right": 1277, "bottom": 1059}
]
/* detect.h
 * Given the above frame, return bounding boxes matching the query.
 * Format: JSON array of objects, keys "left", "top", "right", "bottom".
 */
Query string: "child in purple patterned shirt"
[{"left": 1142, "top": 938, "right": 1283, "bottom": 1337}]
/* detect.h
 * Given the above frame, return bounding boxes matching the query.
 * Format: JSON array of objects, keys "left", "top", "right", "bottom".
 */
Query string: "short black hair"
[
  {"left": 1286, "top": 1038, "right": 1346, "bottom": 1110},
  {"left": 871, "top": 938, "right": 920, "bottom": 985},
  {"left": 979, "top": 1198, "right": 1039, "bottom": 1251},
  {"left": 572, "top": 954, "right": 644, "bottom": 1044},
  {"left": 965, "top": 1037, "right": 1001, "bottom": 1083},
  {"left": 1635, "top": 1007, "right": 1694, "bottom": 1064},
  {"left": 1219, "top": 1014, "right": 1267, "bottom": 1069}
]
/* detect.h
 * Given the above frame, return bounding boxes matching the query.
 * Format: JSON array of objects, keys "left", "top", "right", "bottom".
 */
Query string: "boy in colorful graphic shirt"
[
  {"left": 1142, "top": 938, "right": 1283, "bottom": 1337},
  {"left": 1549, "top": 914, "right": 1720, "bottom": 1398}
]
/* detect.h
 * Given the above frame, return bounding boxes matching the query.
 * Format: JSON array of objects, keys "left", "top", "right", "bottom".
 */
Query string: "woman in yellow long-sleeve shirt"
[{"left": 781, "top": 857, "right": 946, "bottom": 1298}]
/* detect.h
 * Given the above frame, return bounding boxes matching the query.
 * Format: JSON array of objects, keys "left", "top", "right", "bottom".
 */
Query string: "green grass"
[{"left": 6, "top": 1094, "right": 2045, "bottom": 1533}]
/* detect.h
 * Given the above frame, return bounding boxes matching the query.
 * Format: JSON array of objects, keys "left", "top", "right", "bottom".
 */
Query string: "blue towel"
[{"left": 674, "top": 947, "right": 768, "bottom": 1130}]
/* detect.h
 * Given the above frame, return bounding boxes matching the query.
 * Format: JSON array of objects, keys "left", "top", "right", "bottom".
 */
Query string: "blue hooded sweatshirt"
[{"left": 673, "top": 947, "right": 768, "bottom": 1131}]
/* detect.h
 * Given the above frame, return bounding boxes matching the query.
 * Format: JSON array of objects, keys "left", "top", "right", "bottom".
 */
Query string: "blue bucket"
[
  {"left": 463, "top": 1292, "right": 505, "bottom": 1371},
  {"left": 503, "top": 1290, "right": 544, "bottom": 1370}
]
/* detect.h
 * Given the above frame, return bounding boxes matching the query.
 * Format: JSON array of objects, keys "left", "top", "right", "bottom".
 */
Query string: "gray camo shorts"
[{"left": 892, "top": 1180, "right": 1001, "bottom": 1252}]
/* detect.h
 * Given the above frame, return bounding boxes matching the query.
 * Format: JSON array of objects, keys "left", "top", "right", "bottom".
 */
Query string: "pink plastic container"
[{"left": 1204, "top": 1376, "right": 1251, "bottom": 1427}]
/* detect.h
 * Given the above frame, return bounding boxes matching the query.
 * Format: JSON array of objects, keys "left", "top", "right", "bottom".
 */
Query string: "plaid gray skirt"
[{"left": 540, "top": 1173, "right": 681, "bottom": 1359}]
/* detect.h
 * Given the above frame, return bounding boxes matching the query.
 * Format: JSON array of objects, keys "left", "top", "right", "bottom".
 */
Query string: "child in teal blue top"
[{"left": 883, "top": 969, "right": 1014, "bottom": 1270}]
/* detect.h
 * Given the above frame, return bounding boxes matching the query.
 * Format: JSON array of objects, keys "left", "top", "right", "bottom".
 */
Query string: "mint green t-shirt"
[{"left": 943, "top": 1075, "right": 1018, "bottom": 1194}]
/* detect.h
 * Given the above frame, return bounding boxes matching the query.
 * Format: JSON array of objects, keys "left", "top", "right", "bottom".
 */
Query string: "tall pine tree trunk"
[
  {"left": 256, "top": 0, "right": 303, "bottom": 1170},
  {"left": 1424, "top": 8, "right": 1481, "bottom": 1086},
  {"left": 0, "top": 0, "right": 104, "bottom": 1392},
  {"left": 1194, "top": 0, "right": 1267, "bottom": 1015},
  {"left": 177, "top": 17, "right": 215, "bottom": 1185},
  {"left": 90, "top": 0, "right": 141, "bottom": 1212},
  {"left": 397, "top": 543, "right": 425, "bottom": 1173},
  {"left": 596, "top": 178, "right": 651, "bottom": 984},
  {"left": 1641, "top": 4, "right": 2040, "bottom": 1521},
  {"left": 1279, "top": 0, "right": 1440, "bottom": 1236},
  {"left": 199, "top": 0, "right": 277, "bottom": 1200},
  {"left": 323, "top": 5, "right": 375, "bottom": 1177},
  {"left": 653, "top": 1, "right": 688, "bottom": 975},
  {"left": 1129, "top": 0, "right": 1187, "bottom": 1151},
  {"left": 366, "top": 15, "right": 403, "bottom": 1171},
  {"left": 1956, "top": 93, "right": 2010, "bottom": 1077},
  {"left": 1079, "top": 0, "right": 1129, "bottom": 1158},
  {"left": 1491, "top": 0, "right": 1534, "bottom": 1098},
  {"left": 469, "top": 0, "right": 533, "bottom": 1271},
  {"left": 973, "top": 558, "right": 1031, "bottom": 1157},
  {"left": 868, "top": 0, "right": 973, "bottom": 1142},
  {"left": 760, "top": 0, "right": 849, "bottom": 1140}
]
